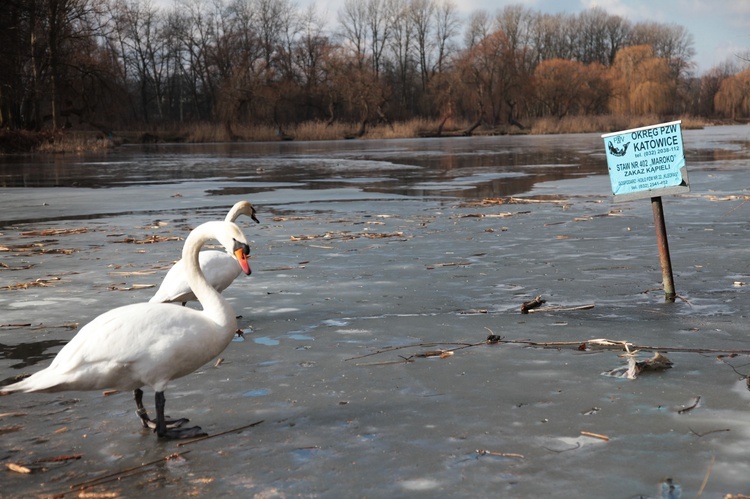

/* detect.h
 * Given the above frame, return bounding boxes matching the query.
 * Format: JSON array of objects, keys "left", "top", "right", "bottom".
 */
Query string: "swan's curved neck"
[{"left": 183, "top": 221, "right": 236, "bottom": 330}]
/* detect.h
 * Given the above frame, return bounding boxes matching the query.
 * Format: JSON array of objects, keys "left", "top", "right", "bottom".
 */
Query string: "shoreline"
[{"left": 0, "top": 115, "right": 722, "bottom": 155}]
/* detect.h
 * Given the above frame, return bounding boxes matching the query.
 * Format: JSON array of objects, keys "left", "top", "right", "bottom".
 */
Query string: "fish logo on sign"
[{"left": 607, "top": 141, "right": 629, "bottom": 157}]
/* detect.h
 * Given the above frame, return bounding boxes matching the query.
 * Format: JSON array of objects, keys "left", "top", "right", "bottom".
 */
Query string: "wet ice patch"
[
  {"left": 412, "top": 172, "right": 526, "bottom": 191},
  {"left": 253, "top": 336, "right": 280, "bottom": 346},
  {"left": 291, "top": 446, "right": 333, "bottom": 464},
  {"left": 243, "top": 388, "right": 270, "bottom": 397},
  {"left": 7, "top": 299, "right": 73, "bottom": 309},
  {"left": 335, "top": 329, "right": 370, "bottom": 335},
  {"left": 399, "top": 478, "right": 442, "bottom": 491},
  {"left": 311, "top": 176, "right": 396, "bottom": 184},
  {"left": 267, "top": 307, "right": 300, "bottom": 314},
  {"left": 320, "top": 159, "right": 417, "bottom": 172},
  {"left": 731, "top": 379, "right": 750, "bottom": 401},
  {"left": 323, "top": 319, "right": 349, "bottom": 327},
  {"left": 288, "top": 333, "right": 313, "bottom": 340}
]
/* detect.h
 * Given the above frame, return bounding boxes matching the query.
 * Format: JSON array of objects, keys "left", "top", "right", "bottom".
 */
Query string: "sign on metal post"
[
  {"left": 602, "top": 120, "right": 689, "bottom": 202},
  {"left": 602, "top": 121, "right": 689, "bottom": 301}
]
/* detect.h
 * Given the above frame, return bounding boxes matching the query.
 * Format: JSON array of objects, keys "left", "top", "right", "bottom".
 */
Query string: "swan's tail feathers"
[{"left": 1, "top": 369, "right": 62, "bottom": 394}]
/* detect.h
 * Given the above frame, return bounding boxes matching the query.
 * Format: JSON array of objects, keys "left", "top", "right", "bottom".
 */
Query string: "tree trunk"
[
  {"left": 463, "top": 100, "right": 484, "bottom": 136},
  {"left": 355, "top": 99, "right": 369, "bottom": 137},
  {"left": 29, "top": 5, "right": 42, "bottom": 130}
]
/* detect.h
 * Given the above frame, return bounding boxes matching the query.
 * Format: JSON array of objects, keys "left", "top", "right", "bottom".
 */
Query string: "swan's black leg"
[
  {"left": 154, "top": 391, "right": 207, "bottom": 440},
  {"left": 134, "top": 388, "right": 189, "bottom": 430},
  {"left": 135, "top": 388, "right": 151, "bottom": 428}
]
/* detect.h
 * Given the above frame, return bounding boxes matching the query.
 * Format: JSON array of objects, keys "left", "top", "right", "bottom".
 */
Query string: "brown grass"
[
  {"left": 530, "top": 114, "right": 709, "bottom": 135},
  {"left": 183, "top": 118, "right": 475, "bottom": 142},
  {"left": 35, "top": 132, "right": 115, "bottom": 153},
  {"left": 288, "top": 121, "right": 352, "bottom": 141},
  {"left": 360, "top": 118, "right": 471, "bottom": 139},
  {"left": 0, "top": 130, "right": 115, "bottom": 154},
  {"left": 183, "top": 121, "right": 349, "bottom": 142},
  {"left": 128, "top": 114, "right": 715, "bottom": 146}
]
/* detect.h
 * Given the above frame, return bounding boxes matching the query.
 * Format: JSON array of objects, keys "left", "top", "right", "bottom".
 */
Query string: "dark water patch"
[{"left": 0, "top": 339, "right": 67, "bottom": 371}]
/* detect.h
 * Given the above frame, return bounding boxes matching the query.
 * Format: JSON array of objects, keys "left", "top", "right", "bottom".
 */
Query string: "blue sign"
[{"left": 602, "top": 120, "right": 689, "bottom": 201}]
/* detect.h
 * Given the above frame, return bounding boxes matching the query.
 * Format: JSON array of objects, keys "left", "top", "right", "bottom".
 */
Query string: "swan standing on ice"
[
  {"left": 150, "top": 201, "right": 259, "bottom": 305},
  {"left": 2, "top": 221, "right": 252, "bottom": 439}
]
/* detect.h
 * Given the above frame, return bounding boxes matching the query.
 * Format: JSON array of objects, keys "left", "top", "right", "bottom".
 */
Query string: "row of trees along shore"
[{"left": 2, "top": 0, "right": 750, "bottom": 143}]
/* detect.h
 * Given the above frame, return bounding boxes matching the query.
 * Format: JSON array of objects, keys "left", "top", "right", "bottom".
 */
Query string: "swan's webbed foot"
[
  {"left": 134, "top": 388, "right": 189, "bottom": 430},
  {"left": 153, "top": 390, "right": 207, "bottom": 439},
  {"left": 158, "top": 425, "right": 208, "bottom": 440},
  {"left": 138, "top": 411, "right": 190, "bottom": 430}
]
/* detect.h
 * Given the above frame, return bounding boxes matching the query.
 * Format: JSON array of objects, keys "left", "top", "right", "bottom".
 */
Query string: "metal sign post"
[
  {"left": 651, "top": 196, "right": 676, "bottom": 301},
  {"left": 602, "top": 121, "right": 689, "bottom": 302}
]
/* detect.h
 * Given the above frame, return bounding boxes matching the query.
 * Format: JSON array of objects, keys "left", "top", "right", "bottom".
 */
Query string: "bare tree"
[
  {"left": 575, "top": 7, "right": 610, "bottom": 65},
  {"left": 433, "top": 0, "right": 460, "bottom": 75},
  {"left": 493, "top": 4, "right": 536, "bottom": 69},
  {"left": 110, "top": 0, "right": 169, "bottom": 122},
  {"left": 338, "top": 0, "right": 369, "bottom": 68},
  {"left": 44, "top": 0, "right": 109, "bottom": 129},
  {"left": 454, "top": 30, "right": 509, "bottom": 128},
  {"left": 604, "top": 12, "right": 630, "bottom": 66},
  {"left": 493, "top": 5, "right": 536, "bottom": 123},
  {"left": 410, "top": 0, "right": 435, "bottom": 90},
  {"left": 530, "top": 12, "right": 573, "bottom": 63},
  {"left": 294, "top": 4, "right": 329, "bottom": 88},
  {"left": 630, "top": 21, "right": 695, "bottom": 79},
  {"left": 463, "top": 10, "right": 491, "bottom": 51},
  {"left": 293, "top": 5, "right": 339, "bottom": 122},
  {"left": 366, "top": 0, "right": 393, "bottom": 76},
  {"left": 0, "top": 0, "right": 33, "bottom": 129},
  {"left": 387, "top": 0, "right": 415, "bottom": 112}
]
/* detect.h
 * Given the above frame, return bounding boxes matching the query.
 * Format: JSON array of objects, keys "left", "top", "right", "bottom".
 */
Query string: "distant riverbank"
[{"left": 0, "top": 115, "right": 715, "bottom": 155}]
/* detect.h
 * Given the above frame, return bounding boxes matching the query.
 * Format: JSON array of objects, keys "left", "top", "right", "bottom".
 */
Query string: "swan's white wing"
[
  {"left": 149, "top": 259, "right": 190, "bottom": 303},
  {"left": 200, "top": 252, "right": 244, "bottom": 294},
  {"left": 150, "top": 251, "right": 242, "bottom": 304},
  {"left": 6, "top": 302, "right": 233, "bottom": 393}
]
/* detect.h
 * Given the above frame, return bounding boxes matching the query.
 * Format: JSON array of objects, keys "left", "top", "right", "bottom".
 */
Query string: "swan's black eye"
[{"left": 233, "top": 239, "right": 250, "bottom": 255}]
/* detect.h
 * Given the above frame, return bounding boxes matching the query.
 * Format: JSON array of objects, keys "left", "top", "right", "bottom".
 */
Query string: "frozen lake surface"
[{"left": 2, "top": 127, "right": 750, "bottom": 497}]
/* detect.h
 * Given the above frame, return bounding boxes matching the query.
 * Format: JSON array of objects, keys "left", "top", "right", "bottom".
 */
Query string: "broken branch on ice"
[
  {"left": 521, "top": 295, "right": 546, "bottom": 314},
  {"left": 527, "top": 304, "right": 595, "bottom": 313},
  {"left": 678, "top": 396, "right": 701, "bottom": 414},
  {"left": 580, "top": 431, "right": 609, "bottom": 441}
]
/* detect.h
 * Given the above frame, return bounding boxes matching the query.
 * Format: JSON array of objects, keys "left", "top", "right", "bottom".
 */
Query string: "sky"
[{"left": 303, "top": 0, "right": 750, "bottom": 75}]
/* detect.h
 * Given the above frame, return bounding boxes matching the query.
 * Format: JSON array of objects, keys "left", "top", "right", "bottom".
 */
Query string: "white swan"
[
  {"left": 150, "top": 201, "right": 259, "bottom": 305},
  {"left": 1, "top": 220, "right": 252, "bottom": 439}
]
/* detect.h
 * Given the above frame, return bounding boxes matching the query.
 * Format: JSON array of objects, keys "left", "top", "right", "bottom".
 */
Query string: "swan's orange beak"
[{"left": 233, "top": 241, "right": 252, "bottom": 275}]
